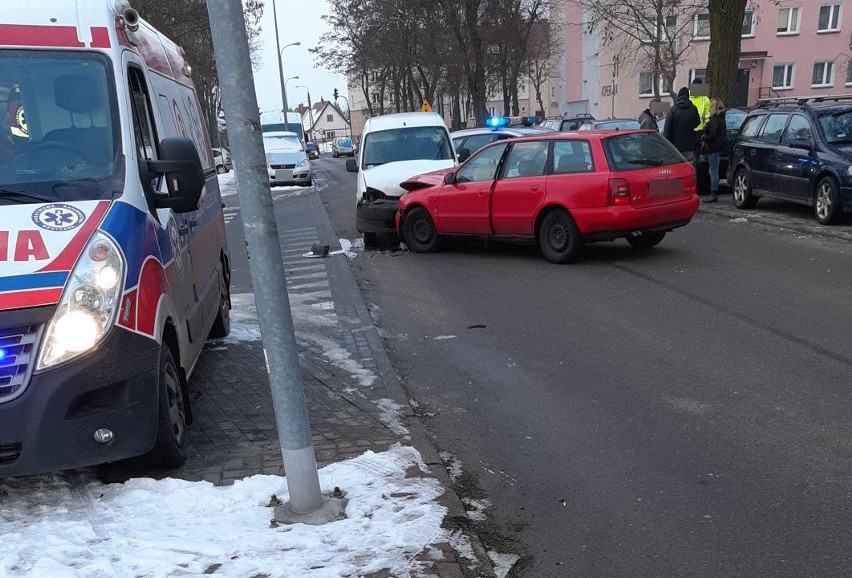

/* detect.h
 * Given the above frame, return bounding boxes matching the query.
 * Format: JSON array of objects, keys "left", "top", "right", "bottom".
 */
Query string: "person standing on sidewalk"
[
  {"left": 638, "top": 99, "right": 661, "bottom": 131},
  {"left": 663, "top": 87, "right": 700, "bottom": 160},
  {"left": 701, "top": 97, "right": 727, "bottom": 203}
]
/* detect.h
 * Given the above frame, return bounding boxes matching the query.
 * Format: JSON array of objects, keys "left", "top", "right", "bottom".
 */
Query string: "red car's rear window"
[{"left": 601, "top": 132, "right": 685, "bottom": 171}]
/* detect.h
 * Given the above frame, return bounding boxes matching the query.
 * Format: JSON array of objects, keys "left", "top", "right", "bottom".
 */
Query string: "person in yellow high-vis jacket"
[{"left": 689, "top": 79, "right": 712, "bottom": 195}]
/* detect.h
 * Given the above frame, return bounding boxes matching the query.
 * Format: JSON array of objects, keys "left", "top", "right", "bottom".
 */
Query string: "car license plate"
[
  {"left": 275, "top": 169, "right": 293, "bottom": 181},
  {"left": 649, "top": 178, "right": 682, "bottom": 197}
]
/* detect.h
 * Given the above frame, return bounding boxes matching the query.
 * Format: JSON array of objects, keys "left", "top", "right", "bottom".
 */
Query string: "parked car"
[
  {"left": 539, "top": 114, "right": 595, "bottom": 132},
  {"left": 332, "top": 137, "right": 355, "bottom": 157},
  {"left": 346, "top": 111, "right": 457, "bottom": 247},
  {"left": 212, "top": 147, "right": 232, "bottom": 173},
  {"left": 726, "top": 97, "right": 852, "bottom": 224},
  {"left": 578, "top": 119, "right": 641, "bottom": 131},
  {"left": 397, "top": 130, "right": 699, "bottom": 263},
  {"left": 263, "top": 131, "right": 312, "bottom": 186},
  {"left": 305, "top": 142, "right": 320, "bottom": 160},
  {"left": 452, "top": 123, "right": 555, "bottom": 156}
]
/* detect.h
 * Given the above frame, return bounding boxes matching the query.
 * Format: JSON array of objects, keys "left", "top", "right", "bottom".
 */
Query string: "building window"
[
  {"left": 370, "top": 93, "right": 380, "bottom": 103},
  {"left": 818, "top": 4, "right": 841, "bottom": 32},
  {"left": 639, "top": 72, "right": 654, "bottom": 96},
  {"left": 846, "top": 59, "right": 852, "bottom": 85},
  {"left": 694, "top": 11, "right": 710, "bottom": 39},
  {"left": 812, "top": 61, "right": 835, "bottom": 87},
  {"left": 777, "top": 6, "right": 801, "bottom": 34},
  {"left": 742, "top": 10, "right": 755, "bottom": 36},
  {"left": 690, "top": 69, "right": 707, "bottom": 84},
  {"left": 773, "top": 63, "right": 795, "bottom": 89},
  {"left": 326, "top": 114, "right": 333, "bottom": 122}
]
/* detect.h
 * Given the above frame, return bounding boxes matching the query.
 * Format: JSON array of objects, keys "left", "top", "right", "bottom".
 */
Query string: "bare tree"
[
  {"left": 706, "top": 0, "right": 748, "bottom": 105},
  {"left": 526, "top": 19, "right": 559, "bottom": 118},
  {"left": 580, "top": 0, "right": 705, "bottom": 100}
]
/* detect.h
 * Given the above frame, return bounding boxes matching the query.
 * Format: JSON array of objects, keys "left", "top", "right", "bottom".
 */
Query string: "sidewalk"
[{"left": 172, "top": 178, "right": 498, "bottom": 577}]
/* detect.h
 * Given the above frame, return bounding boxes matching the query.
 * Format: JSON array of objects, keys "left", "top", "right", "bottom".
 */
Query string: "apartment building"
[{"left": 585, "top": 1, "right": 852, "bottom": 119}]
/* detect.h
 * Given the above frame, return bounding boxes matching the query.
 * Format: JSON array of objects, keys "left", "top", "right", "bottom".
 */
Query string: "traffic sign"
[{"left": 420, "top": 100, "right": 432, "bottom": 112}]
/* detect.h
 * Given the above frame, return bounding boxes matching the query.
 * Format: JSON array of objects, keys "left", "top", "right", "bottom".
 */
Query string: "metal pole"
[
  {"left": 271, "top": 0, "right": 289, "bottom": 115},
  {"left": 296, "top": 86, "right": 314, "bottom": 141},
  {"left": 206, "top": 0, "right": 323, "bottom": 515},
  {"left": 337, "top": 94, "right": 352, "bottom": 140}
]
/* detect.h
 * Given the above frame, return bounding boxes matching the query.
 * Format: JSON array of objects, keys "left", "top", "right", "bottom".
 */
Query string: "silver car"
[{"left": 263, "top": 132, "right": 312, "bottom": 186}]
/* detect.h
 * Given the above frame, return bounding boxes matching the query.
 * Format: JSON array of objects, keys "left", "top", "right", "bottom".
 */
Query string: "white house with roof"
[{"left": 301, "top": 100, "right": 350, "bottom": 144}]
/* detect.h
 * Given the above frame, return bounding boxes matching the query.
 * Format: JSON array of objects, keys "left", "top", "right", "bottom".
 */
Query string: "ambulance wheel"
[
  {"left": 149, "top": 343, "right": 188, "bottom": 469},
  {"left": 208, "top": 266, "right": 231, "bottom": 339}
]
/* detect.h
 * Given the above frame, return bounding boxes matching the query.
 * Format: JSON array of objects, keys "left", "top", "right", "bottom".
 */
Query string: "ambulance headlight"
[{"left": 37, "top": 232, "right": 126, "bottom": 370}]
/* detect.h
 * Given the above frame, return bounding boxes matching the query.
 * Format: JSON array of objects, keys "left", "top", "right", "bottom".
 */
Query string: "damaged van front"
[{"left": 347, "top": 112, "right": 457, "bottom": 247}]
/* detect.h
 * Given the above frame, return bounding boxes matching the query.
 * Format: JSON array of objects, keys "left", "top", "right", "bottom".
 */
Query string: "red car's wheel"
[
  {"left": 538, "top": 209, "right": 584, "bottom": 264},
  {"left": 403, "top": 207, "right": 440, "bottom": 253}
]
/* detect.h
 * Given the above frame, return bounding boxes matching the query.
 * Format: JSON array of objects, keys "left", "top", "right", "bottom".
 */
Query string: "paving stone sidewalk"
[{"left": 168, "top": 186, "right": 496, "bottom": 578}]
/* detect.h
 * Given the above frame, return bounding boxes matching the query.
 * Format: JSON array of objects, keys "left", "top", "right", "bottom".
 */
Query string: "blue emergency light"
[
  {"left": 486, "top": 116, "right": 510, "bottom": 128},
  {"left": 0, "top": 349, "right": 8, "bottom": 361}
]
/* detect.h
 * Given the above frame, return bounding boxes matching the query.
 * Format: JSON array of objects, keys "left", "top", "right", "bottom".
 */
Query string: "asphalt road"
[{"left": 317, "top": 155, "right": 852, "bottom": 577}]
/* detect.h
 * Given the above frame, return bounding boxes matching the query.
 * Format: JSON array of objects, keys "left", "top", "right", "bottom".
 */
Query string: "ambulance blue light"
[
  {"left": 486, "top": 116, "right": 510, "bottom": 128},
  {"left": 0, "top": 349, "right": 7, "bottom": 360}
]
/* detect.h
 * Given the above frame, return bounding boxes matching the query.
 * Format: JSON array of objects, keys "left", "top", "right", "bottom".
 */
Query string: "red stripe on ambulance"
[{"left": 0, "top": 288, "right": 62, "bottom": 309}]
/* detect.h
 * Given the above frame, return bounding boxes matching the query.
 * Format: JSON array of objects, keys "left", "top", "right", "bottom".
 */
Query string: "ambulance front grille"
[
  {"left": 270, "top": 163, "right": 296, "bottom": 170},
  {"left": 0, "top": 325, "right": 40, "bottom": 403}
]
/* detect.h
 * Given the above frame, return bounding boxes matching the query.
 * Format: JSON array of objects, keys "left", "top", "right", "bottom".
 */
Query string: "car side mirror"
[
  {"left": 788, "top": 138, "right": 812, "bottom": 152},
  {"left": 144, "top": 137, "right": 204, "bottom": 214},
  {"left": 443, "top": 171, "right": 455, "bottom": 185},
  {"left": 346, "top": 158, "right": 358, "bottom": 172},
  {"left": 457, "top": 147, "right": 471, "bottom": 163}
]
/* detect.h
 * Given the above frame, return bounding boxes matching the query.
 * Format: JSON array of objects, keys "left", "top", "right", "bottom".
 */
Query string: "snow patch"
[
  {"left": 434, "top": 335, "right": 457, "bottom": 340},
  {"left": 489, "top": 551, "right": 521, "bottom": 578},
  {"left": 0, "top": 446, "right": 449, "bottom": 578}
]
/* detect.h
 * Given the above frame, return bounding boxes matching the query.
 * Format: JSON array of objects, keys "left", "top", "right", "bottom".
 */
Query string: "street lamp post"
[
  {"left": 296, "top": 85, "right": 314, "bottom": 141},
  {"left": 283, "top": 76, "right": 299, "bottom": 121},
  {"left": 271, "top": 0, "right": 300, "bottom": 115}
]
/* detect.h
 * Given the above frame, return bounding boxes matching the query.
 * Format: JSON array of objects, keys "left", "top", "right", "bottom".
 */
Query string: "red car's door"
[
  {"left": 490, "top": 140, "right": 550, "bottom": 235},
  {"left": 436, "top": 143, "right": 508, "bottom": 234}
]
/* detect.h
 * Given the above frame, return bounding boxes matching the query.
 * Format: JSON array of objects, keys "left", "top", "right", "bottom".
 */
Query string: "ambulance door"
[{"left": 126, "top": 64, "right": 199, "bottom": 343}]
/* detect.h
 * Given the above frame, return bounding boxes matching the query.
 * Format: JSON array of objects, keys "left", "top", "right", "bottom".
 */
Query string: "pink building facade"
[{"left": 563, "top": 1, "right": 852, "bottom": 120}]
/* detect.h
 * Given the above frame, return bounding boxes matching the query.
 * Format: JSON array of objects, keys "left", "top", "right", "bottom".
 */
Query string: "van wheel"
[
  {"left": 148, "top": 343, "right": 188, "bottom": 469},
  {"left": 538, "top": 209, "right": 584, "bottom": 263},
  {"left": 208, "top": 267, "right": 231, "bottom": 339},
  {"left": 732, "top": 169, "right": 758, "bottom": 209},
  {"left": 403, "top": 207, "right": 440, "bottom": 253},
  {"left": 815, "top": 177, "right": 841, "bottom": 225}
]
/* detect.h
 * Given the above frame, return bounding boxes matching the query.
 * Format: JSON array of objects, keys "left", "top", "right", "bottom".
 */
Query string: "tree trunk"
[{"left": 707, "top": 0, "right": 747, "bottom": 105}]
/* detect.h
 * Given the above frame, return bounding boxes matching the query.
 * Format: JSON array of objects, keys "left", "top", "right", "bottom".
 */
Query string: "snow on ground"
[{"left": 0, "top": 446, "right": 452, "bottom": 578}]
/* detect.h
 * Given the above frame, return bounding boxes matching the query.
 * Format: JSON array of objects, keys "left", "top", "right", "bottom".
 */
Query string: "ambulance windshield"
[{"left": 0, "top": 50, "right": 122, "bottom": 204}]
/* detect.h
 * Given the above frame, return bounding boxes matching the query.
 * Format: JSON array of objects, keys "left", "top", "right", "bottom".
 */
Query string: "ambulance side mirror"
[{"left": 145, "top": 137, "right": 205, "bottom": 214}]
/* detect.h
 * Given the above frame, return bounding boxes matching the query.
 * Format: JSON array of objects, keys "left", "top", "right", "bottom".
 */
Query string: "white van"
[
  {"left": 346, "top": 112, "right": 457, "bottom": 246},
  {"left": 0, "top": 0, "right": 231, "bottom": 476}
]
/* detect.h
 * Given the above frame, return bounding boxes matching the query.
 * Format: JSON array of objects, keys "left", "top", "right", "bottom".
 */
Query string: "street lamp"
[
  {"left": 283, "top": 76, "right": 299, "bottom": 117},
  {"left": 296, "top": 85, "right": 314, "bottom": 141},
  {"left": 271, "top": 0, "right": 300, "bottom": 114}
]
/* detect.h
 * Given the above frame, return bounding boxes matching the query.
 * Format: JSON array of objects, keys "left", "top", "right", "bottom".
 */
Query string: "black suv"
[
  {"left": 727, "top": 96, "right": 852, "bottom": 224},
  {"left": 539, "top": 113, "right": 595, "bottom": 132}
]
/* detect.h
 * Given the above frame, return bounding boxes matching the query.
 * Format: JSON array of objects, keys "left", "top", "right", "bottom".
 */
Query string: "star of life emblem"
[{"left": 32, "top": 204, "right": 86, "bottom": 232}]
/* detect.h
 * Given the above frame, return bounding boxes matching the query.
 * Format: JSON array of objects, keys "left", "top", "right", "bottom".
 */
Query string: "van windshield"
[
  {"left": 0, "top": 50, "right": 122, "bottom": 204},
  {"left": 362, "top": 126, "right": 453, "bottom": 168}
]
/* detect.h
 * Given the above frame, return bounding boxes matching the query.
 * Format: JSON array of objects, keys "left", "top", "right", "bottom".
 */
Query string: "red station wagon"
[{"left": 396, "top": 130, "right": 700, "bottom": 263}]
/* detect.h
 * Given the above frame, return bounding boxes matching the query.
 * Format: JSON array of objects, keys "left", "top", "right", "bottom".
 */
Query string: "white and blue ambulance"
[{"left": 0, "top": 0, "right": 231, "bottom": 476}]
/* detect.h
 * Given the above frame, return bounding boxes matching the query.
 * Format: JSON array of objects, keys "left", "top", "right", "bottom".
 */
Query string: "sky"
[
  {"left": 251, "top": 0, "right": 345, "bottom": 116},
  {"left": 0, "top": 175, "right": 520, "bottom": 578}
]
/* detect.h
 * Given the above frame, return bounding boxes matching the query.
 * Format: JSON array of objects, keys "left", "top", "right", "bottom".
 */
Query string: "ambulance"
[{"left": 0, "top": 0, "right": 231, "bottom": 476}]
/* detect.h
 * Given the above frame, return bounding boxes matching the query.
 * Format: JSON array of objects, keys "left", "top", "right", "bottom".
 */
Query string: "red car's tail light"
[{"left": 609, "top": 178, "right": 631, "bottom": 206}]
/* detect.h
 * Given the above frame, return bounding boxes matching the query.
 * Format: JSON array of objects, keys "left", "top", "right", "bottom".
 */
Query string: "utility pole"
[{"left": 206, "top": 0, "right": 343, "bottom": 523}]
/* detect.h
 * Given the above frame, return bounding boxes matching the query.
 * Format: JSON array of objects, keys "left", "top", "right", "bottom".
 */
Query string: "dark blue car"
[{"left": 727, "top": 97, "right": 852, "bottom": 224}]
